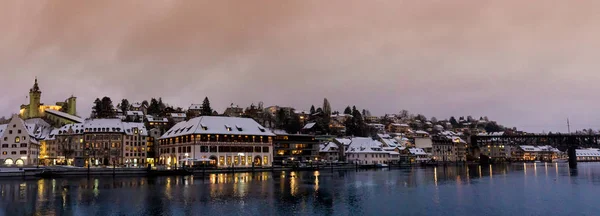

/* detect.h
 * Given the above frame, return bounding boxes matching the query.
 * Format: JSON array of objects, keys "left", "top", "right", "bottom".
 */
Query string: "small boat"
[
  {"left": 376, "top": 163, "right": 389, "bottom": 168},
  {"left": 552, "top": 159, "right": 568, "bottom": 163}
]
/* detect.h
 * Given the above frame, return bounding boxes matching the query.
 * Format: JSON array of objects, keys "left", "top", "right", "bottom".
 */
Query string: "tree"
[
  {"left": 201, "top": 97, "right": 213, "bottom": 116},
  {"left": 59, "top": 101, "right": 70, "bottom": 113},
  {"left": 120, "top": 99, "right": 130, "bottom": 114},
  {"left": 316, "top": 107, "right": 323, "bottom": 113},
  {"left": 399, "top": 110, "right": 409, "bottom": 119},
  {"left": 431, "top": 117, "right": 438, "bottom": 123},
  {"left": 310, "top": 105, "right": 316, "bottom": 115},
  {"left": 484, "top": 122, "right": 503, "bottom": 133},
  {"left": 416, "top": 114, "right": 427, "bottom": 122},
  {"left": 467, "top": 116, "right": 474, "bottom": 122},
  {"left": 147, "top": 98, "right": 160, "bottom": 116},
  {"left": 344, "top": 106, "right": 352, "bottom": 115},
  {"left": 285, "top": 113, "right": 303, "bottom": 134},
  {"left": 322, "top": 98, "right": 332, "bottom": 116},
  {"left": 141, "top": 100, "right": 149, "bottom": 108},
  {"left": 449, "top": 116, "right": 458, "bottom": 126},
  {"left": 93, "top": 97, "right": 116, "bottom": 118},
  {"left": 276, "top": 108, "right": 287, "bottom": 129}
]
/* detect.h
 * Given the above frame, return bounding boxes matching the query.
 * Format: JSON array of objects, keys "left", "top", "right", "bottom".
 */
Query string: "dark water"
[{"left": 2, "top": 163, "right": 600, "bottom": 216}]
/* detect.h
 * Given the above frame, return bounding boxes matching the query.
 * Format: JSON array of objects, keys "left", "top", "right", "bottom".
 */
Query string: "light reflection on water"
[{"left": 1, "top": 163, "right": 600, "bottom": 215}]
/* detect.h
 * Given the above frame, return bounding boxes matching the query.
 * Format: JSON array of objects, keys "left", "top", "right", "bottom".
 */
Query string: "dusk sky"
[{"left": 1, "top": 1, "right": 599, "bottom": 132}]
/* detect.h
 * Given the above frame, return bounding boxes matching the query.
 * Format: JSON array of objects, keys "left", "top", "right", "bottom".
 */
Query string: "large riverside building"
[
  {"left": 19, "top": 78, "right": 79, "bottom": 125},
  {"left": 158, "top": 116, "right": 275, "bottom": 168},
  {"left": 41, "top": 119, "right": 149, "bottom": 167}
]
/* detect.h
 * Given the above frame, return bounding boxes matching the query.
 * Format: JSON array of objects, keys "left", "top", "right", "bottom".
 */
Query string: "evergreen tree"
[
  {"left": 322, "top": 98, "right": 332, "bottom": 116},
  {"left": 285, "top": 113, "right": 302, "bottom": 134},
  {"left": 449, "top": 116, "right": 458, "bottom": 126},
  {"left": 93, "top": 97, "right": 116, "bottom": 118},
  {"left": 141, "top": 100, "right": 149, "bottom": 108},
  {"left": 310, "top": 105, "right": 316, "bottom": 114},
  {"left": 276, "top": 108, "right": 287, "bottom": 129},
  {"left": 120, "top": 99, "right": 130, "bottom": 114},
  {"left": 148, "top": 98, "right": 160, "bottom": 116},
  {"left": 316, "top": 107, "right": 323, "bottom": 113},
  {"left": 344, "top": 106, "right": 352, "bottom": 115},
  {"left": 201, "top": 97, "right": 213, "bottom": 116}
]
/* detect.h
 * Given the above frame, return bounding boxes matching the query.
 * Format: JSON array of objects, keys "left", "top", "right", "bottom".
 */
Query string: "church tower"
[{"left": 28, "top": 77, "right": 42, "bottom": 118}]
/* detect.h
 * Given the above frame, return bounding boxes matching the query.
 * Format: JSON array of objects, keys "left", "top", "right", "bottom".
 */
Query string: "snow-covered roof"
[
  {"left": 169, "top": 113, "right": 187, "bottom": 118},
  {"left": 519, "top": 145, "right": 560, "bottom": 152},
  {"left": 346, "top": 137, "right": 388, "bottom": 154},
  {"left": 126, "top": 111, "right": 144, "bottom": 116},
  {"left": 478, "top": 132, "right": 505, "bottom": 136},
  {"left": 576, "top": 148, "right": 600, "bottom": 156},
  {"left": 146, "top": 115, "right": 168, "bottom": 123},
  {"left": 131, "top": 102, "right": 145, "bottom": 108},
  {"left": 392, "top": 123, "right": 409, "bottom": 127},
  {"left": 123, "top": 122, "right": 148, "bottom": 136},
  {"left": 44, "top": 109, "right": 83, "bottom": 123},
  {"left": 320, "top": 142, "right": 339, "bottom": 152},
  {"left": 303, "top": 122, "right": 316, "bottom": 130},
  {"left": 415, "top": 130, "right": 429, "bottom": 135},
  {"left": 334, "top": 138, "right": 352, "bottom": 146},
  {"left": 189, "top": 104, "right": 202, "bottom": 110},
  {"left": 381, "top": 138, "right": 400, "bottom": 147},
  {"left": 408, "top": 148, "right": 428, "bottom": 155},
  {"left": 160, "top": 116, "right": 274, "bottom": 139}
]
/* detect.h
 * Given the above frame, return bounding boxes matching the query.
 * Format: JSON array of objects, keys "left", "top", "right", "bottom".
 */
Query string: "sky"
[{"left": 1, "top": 0, "right": 600, "bottom": 133}]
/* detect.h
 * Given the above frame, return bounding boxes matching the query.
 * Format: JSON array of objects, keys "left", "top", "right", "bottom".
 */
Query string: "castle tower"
[
  {"left": 67, "top": 95, "right": 77, "bottom": 116},
  {"left": 28, "top": 77, "right": 42, "bottom": 118}
]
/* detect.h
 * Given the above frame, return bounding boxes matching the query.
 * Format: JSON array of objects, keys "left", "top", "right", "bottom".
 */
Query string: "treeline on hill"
[{"left": 88, "top": 96, "right": 510, "bottom": 136}]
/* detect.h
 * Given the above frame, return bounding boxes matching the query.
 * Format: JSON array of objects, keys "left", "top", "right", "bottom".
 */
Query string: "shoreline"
[{"left": 0, "top": 161, "right": 590, "bottom": 179}]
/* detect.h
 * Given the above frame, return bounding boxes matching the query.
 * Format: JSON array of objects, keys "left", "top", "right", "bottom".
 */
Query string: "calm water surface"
[{"left": 2, "top": 163, "right": 600, "bottom": 216}]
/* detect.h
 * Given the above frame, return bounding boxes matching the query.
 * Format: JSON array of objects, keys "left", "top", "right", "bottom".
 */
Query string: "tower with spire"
[{"left": 28, "top": 77, "right": 42, "bottom": 118}]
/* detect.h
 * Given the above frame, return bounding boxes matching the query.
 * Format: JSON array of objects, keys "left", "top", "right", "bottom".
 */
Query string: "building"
[
  {"left": 0, "top": 115, "right": 43, "bottom": 166},
  {"left": 19, "top": 78, "right": 79, "bottom": 124},
  {"left": 387, "top": 123, "right": 409, "bottom": 133},
  {"left": 158, "top": 116, "right": 275, "bottom": 168},
  {"left": 476, "top": 132, "right": 509, "bottom": 160},
  {"left": 223, "top": 104, "right": 244, "bottom": 117},
  {"left": 319, "top": 142, "right": 342, "bottom": 162},
  {"left": 576, "top": 148, "right": 600, "bottom": 161},
  {"left": 273, "top": 133, "right": 319, "bottom": 165},
  {"left": 168, "top": 112, "right": 187, "bottom": 123},
  {"left": 48, "top": 119, "right": 149, "bottom": 167},
  {"left": 146, "top": 115, "right": 169, "bottom": 129},
  {"left": 146, "top": 128, "right": 162, "bottom": 166},
  {"left": 432, "top": 133, "right": 468, "bottom": 162},
  {"left": 345, "top": 137, "right": 392, "bottom": 165},
  {"left": 364, "top": 115, "right": 380, "bottom": 123},
  {"left": 512, "top": 145, "right": 562, "bottom": 161},
  {"left": 368, "top": 124, "right": 385, "bottom": 133},
  {"left": 130, "top": 102, "right": 148, "bottom": 115}
]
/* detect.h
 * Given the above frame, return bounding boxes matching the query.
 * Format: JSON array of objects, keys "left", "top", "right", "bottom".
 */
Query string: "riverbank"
[{"left": 0, "top": 161, "right": 579, "bottom": 178}]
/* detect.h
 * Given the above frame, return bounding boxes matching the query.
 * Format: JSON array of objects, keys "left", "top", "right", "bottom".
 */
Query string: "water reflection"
[{"left": 2, "top": 164, "right": 600, "bottom": 215}]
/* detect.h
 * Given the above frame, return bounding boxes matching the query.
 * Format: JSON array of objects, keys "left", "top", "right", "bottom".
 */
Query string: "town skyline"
[{"left": 2, "top": 1, "right": 600, "bottom": 133}]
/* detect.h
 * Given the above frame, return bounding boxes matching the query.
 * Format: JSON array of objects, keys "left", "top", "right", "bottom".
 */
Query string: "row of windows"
[
  {"left": 1, "top": 144, "right": 28, "bottom": 148},
  {"left": 3, "top": 136, "right": 26, "bottom": 142},
  {"left": 161, "top": 135, "right": 272, "bottom": 145},
  {"left": 6, "top": 130, "right": 22, "bottom": 135},
  {"left": 125, "top": 153, "right": 146, "bottom": 157},
  {"left": 160, "top": 146, "right": 270, "bottom": 154},
  {"left": 1, "top": 151, "right": 28, "bottom": 155}
]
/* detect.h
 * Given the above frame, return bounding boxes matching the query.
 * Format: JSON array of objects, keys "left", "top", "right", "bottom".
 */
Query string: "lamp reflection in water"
[
  {"left": 434, "top": 167, "right": 438, "bottom": 186},
  {"left": 314, "top": 171, "right": 320, "bottom": 191},
  {"left": 290, "top": 171, "right": 298, "bottom": 196}
]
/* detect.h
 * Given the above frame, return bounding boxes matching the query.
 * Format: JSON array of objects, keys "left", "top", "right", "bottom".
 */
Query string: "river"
[{"left": 1, "top": 163, "right": 600, "bottom": 216}]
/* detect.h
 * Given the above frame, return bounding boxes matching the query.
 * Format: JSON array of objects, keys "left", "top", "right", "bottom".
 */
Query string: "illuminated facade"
[
  {"left": 0, "top": 115, "right": 41, "bottom": 166},
  {"left": 158, "top": 116, "right": 275, "bottom": 168},
  {"left": 19, "top": 78, "right": 77, "bottom": 121}
]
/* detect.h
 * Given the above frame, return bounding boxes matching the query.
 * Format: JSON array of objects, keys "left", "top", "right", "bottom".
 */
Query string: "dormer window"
[
  {"left": 225, "top": 125, "right": 232, "bottom": 132},
  {"left": 200, "top": 124, "right": 208, "bottom": 131},
  {"left": 236, "top": 125, "right": 242, "bottom": 132}
]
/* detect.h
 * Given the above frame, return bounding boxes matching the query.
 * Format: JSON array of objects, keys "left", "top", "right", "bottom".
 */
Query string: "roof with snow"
[
  {"left": 126, "top": 111, "right": 144, "bottom": 116},
  {"left": 320, "top": 142, "right": 339, "bottom": 152},
  {"left": 408, "top": 148, "right": 428, "bottom": 155},
  {"left": 146, "top": 115, "right": 168, "bottom": 123},
  {"left": 160, "top": 116, "right": 274, "bottom": 139},
  {"left": 345, "top": 137, "right": 388, "bottom": 154},
  {"left": 576, "top": 148, "right": 600, "bottom": 156},
  {"left": 189, "top": 104, "right": 203, "bottom": 110},
  {"left": 44, "top": 109, "right": 83, "bottom": 123},
  {"left": 169, "top": 112, "right": 187, "bottom": 118},
  {"left": 303, "top": 122, "right": 316, "bottom": 130}
]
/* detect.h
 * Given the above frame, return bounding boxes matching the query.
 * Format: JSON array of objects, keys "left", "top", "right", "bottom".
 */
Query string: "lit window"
[{"left": 15, "top": 137, "right": 20, "bottom": 143}]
